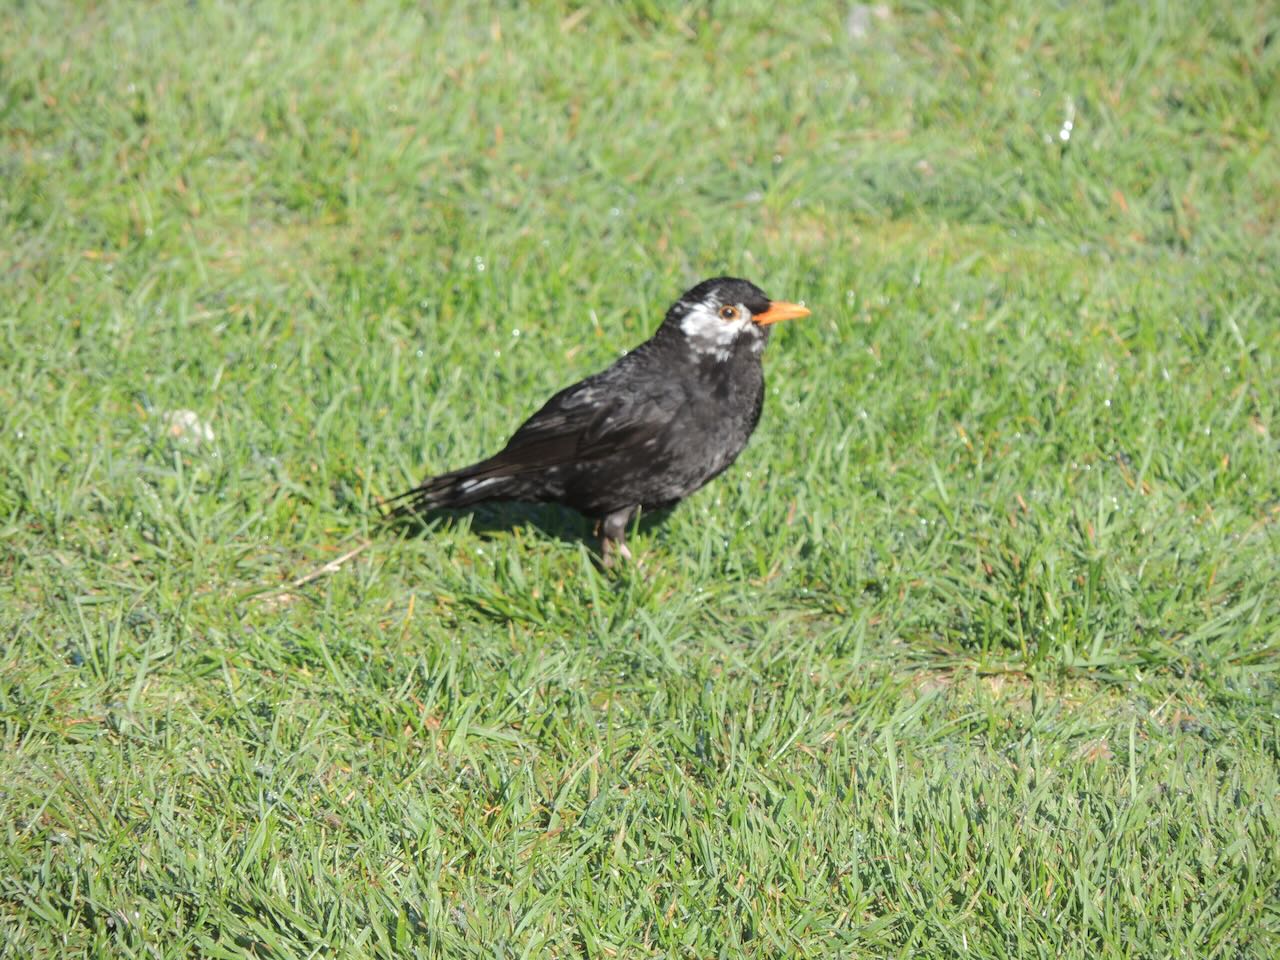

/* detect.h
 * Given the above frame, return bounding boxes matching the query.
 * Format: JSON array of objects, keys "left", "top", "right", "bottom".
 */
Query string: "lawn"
[{"left": 2, "top": 0, "right": 1278, "bottom": 956}]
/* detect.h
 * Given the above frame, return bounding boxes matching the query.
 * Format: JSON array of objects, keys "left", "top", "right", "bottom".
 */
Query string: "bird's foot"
[{"left": 601, "top": 537, "right": 635, "bottom": 570}]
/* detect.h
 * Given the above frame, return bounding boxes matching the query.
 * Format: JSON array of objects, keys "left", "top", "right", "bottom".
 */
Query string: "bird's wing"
[
  {"left": 480, "top": 376, "right": 687, "bottom": 475},
  {"left": 383, "top": 375, "right": 685, "bottom": 517}
]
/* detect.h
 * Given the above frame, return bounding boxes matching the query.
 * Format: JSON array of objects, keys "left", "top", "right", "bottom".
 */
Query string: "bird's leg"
[{"left": 599, "top": 506, "right": 638, "bottom": 569}]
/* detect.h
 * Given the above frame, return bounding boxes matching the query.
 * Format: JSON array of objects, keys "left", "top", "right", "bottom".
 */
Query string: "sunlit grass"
[{"left": 2, "top": 1, "right": 1277, "bottom": 956}]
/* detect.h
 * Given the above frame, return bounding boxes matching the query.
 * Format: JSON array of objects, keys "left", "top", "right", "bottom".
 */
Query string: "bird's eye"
[{"left": 718, "top": 305, "right": 740, "bottom": 321}]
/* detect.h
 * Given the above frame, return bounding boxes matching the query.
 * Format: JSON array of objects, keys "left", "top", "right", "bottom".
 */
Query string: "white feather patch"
[{"left": 679, "top": 300, "right": 757, "bottom": 360}]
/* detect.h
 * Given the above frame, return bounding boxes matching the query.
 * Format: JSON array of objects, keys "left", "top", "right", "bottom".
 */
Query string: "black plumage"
[{"left": 385, "top": 277, "right": 810, "bottom": 564}]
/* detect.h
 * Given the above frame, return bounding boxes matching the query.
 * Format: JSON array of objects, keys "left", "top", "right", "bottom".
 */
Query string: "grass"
[{"left": 2, "top": 0, "right": 1278, "bottom": 956}]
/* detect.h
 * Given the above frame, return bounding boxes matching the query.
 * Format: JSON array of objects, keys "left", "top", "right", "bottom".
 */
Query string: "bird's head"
[{"left": 664, "top": 277, "right": 810, "bottom": 361}]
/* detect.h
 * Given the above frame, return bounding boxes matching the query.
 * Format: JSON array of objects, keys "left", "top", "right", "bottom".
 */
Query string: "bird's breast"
[{"left": 683, "top": 355, "right": 766, "bottom": 459}]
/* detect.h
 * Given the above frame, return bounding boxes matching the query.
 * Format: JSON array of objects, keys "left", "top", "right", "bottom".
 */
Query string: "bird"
[{"left": 385, "top": 276, "right": 811, "bottom": 565}]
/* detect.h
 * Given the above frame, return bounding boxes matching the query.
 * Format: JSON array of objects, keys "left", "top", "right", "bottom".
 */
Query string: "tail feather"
[{"left": 383, "top": 461, "right": 517, "bottom": 520}]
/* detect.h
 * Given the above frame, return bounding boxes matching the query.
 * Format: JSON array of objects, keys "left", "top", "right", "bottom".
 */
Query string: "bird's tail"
[{"left": 381, "top": 461, "right": 517, "bottom": 521}]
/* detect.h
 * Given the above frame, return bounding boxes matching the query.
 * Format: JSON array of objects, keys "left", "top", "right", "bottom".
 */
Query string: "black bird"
[{"left": 386, "top": 277, "right": 811, "bottom": 564}]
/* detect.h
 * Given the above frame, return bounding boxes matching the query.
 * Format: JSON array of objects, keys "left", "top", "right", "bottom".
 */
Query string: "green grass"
[{"left": 2, "top": 0, "right": 1279, "bottom": 956}]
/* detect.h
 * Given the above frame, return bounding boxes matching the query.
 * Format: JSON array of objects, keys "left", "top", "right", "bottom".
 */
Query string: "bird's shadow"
[{"left": 385, "top": 501, "right": 673, "bottom": 555}]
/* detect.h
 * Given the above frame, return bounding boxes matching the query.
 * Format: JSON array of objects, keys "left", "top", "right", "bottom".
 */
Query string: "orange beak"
[{"left": 753, "top": 300, "right": 811, "bottom": 326}]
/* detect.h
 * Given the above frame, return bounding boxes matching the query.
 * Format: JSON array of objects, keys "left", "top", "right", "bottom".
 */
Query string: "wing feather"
[{"left": 487, "top": 376, "right": 686, "bottom": 473}]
